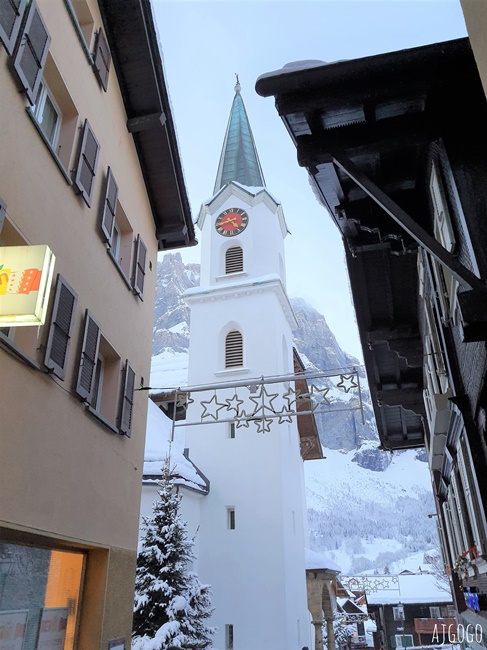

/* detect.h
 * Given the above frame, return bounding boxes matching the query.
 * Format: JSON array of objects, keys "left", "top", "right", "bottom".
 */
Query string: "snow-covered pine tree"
[{"left": 132, "top": 456, "right": 215, "bottom": 650}]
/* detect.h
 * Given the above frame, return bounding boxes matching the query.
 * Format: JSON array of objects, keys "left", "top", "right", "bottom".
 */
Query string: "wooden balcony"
[{"left": 414, "top": 618, "right": 457, "bottom": 637}]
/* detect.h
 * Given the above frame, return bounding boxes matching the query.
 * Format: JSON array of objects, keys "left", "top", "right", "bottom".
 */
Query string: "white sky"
[{"left": 153, "top": 1, "right": 467, "bottom": 360}]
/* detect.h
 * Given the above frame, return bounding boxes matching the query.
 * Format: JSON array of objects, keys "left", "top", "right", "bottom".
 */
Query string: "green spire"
[{"left": 213, "top": 79, "right": 266, "bottom": 194}]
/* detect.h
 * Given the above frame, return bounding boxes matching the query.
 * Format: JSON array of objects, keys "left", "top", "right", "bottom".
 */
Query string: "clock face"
[{"left": 215, "top": 208, "right": 249, "bottom": 237}]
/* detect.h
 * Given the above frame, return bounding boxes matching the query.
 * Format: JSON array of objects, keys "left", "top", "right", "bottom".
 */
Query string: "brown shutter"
[
  {"left": 12, "top": 0, "right": 50, "bottom": 104},
  {"left": 119, "top": 360, "right": 135, "bottom": 437},
  {"left": 75, "top": 310, "right": 101, "bottom": 401},
  {"left": 92, "top": 28, "right": 111, "bottom": 92},
  {"left": 132, "top": 235, "right": 147, "bottom": 299},
  {"left": 0, "top": 194, "right": 6, "bottom": 232},
  {"left": 0, "top": 0, "right": 27, "bottom": 54},
  {"left": 74, "top": 119, "right": 100, "bottom": 207},
  {"left": 44, "top": 275, "right": 78, "bottom": 380},
  {"left": 100, "top": 167, "right": 118, "bottom": 243},
  {"left": 225, "top": 330, "right": 243, "bottom": 368}
]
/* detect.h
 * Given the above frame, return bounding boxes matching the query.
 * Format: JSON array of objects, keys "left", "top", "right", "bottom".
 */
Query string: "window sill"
[
  {"left": 26, "top": 108, "right": 73, "bottom": 186},
  {"left": 107, "top": 248, "right": 133, "bottom": 291},
  {"left": 63, "top": 0, "right": 94, "bottom": 65},
  {"left": 215, "top": 272, "right": 247, "bottom": 282},
  {"left": 214, "top": 367, "right": 250, "bottom": 377},
  {"left": 86, "top": 404, "right": 120, "bottom": 435},
  {"left": 0, "top": 332, "right": 42, "bottom": 370}
]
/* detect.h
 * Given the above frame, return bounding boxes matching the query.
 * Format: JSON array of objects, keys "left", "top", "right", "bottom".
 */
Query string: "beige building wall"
[
  {"left": 0, "top": 0, "right": 191, "bottom": 647},
  {"left": 460, "top": 0, "right": 487, "bottom": 99}
]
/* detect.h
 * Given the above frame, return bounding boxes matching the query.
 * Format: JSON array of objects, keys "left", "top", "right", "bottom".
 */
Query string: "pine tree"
[{"left": 132, "top": 456, "right": 215, "bottom": 650}]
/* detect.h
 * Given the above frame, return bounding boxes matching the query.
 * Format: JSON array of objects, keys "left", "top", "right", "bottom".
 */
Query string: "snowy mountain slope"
[{"left": 151, "top": 253, "right": 439, "bottom": 571}]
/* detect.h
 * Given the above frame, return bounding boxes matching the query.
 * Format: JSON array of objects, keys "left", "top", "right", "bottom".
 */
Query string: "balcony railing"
[{"left": 413, "top": 618, "right": 457, "bottom": 637}]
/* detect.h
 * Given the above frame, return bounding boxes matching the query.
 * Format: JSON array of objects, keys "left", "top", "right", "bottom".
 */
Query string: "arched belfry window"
[
  {"left": 225, "top": 330, "right": 243, "bottom": 368},
  {"left": 225, "top": 246, "right": 243, "bottom": 274}
]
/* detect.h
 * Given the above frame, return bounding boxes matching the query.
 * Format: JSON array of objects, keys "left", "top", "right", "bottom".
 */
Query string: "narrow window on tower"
[
  {"left": 227, "top": 507, "right": 236, "bottom": 530},
  {"left": 225, "top": 330, "right": 243, "bottom": 368},
  {"left": 225, "top": 624, "right": 234, "bottom": 650},
  {"left": 225, "top": 246, "right": 243, "bottom": 274},
  {"left": 228, "top": 422, "right": 236, "bottom": 439}
]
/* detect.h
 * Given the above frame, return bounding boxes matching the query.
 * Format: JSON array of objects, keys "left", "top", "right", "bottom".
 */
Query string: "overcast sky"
[{"left": 153, "top": 1, "right": 467, "bottom": 361}]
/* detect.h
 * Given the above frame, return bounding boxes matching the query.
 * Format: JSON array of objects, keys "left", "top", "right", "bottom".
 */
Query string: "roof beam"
[{"left": 331, "top": 152, "right": 486, "bottom": 292}]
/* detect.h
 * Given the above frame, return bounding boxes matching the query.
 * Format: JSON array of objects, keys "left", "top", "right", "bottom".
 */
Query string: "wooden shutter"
[
  {"left": 132, "top": 235, "right": 147, "bottom": 299},
  {"left": 119, "top": 360, "right": 135, "bottom": 437},
  {"left": 225, "top": 330, "right": 243, "bottom": 368},
  {"left": 75, "top": 310, "right": 101, "bottom": 401},
  {"left": 0, "top": 0, "right": 27, "bottom": 54},
  {"left": 0, "top": 194, "right": 6, "bottom": 232},
  {"left": 74, "top": 120, "right": 100, "bottom": 207},
  {"left": 100, "top": 167, "right": 118, "bottom": 243},
  {"left": 12, "top": 0, "right": 50, "bottom": 104},
  {"left": 44, "top": 275, "right": 78, "bottom": 380},
  {"left": 225, "top": 246, "right": 243, "bottom": 274},
  {"left": 92, "top": 28, "right": 111, "bottom": 92}
]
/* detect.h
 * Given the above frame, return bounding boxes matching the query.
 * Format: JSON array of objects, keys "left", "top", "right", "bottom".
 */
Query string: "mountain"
[{"left": 151, "top": 253, "right": 437, "bottom": 570}]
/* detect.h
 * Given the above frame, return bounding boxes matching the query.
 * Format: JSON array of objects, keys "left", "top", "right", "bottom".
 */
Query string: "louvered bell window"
[
  {"left": 225, "top": 330, "right": 243, "bottom": 368},
  {"left": 225, "top": 246, "right": 243, "bottom": 274}
]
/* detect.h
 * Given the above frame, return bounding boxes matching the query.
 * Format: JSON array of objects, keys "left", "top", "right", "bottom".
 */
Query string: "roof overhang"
[
  {"left": 256, "top": 38, "right": 486, "bottom": 450},
  {"left": 98, "top": 0, "right": 196, "bottom": 251}
]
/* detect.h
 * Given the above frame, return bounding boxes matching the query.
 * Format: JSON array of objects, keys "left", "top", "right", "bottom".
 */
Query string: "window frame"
[
  {"left": 32, "top": 79, "right": 62, "bottom": 149},
  {"left": 225, "top": 330, "right": 243, "bottom": 369},
  {"left": 392, "top": 605, "right": 404, "bottom": 621}
]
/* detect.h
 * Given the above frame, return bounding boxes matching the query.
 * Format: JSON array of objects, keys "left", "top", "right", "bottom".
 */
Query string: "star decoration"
[
  {"left": 200, "top": 394, "right": 226, "bottom": 421},
  {"left": 276, "top": 408, "right": 293, "bottom": 424},
  {"left": 255, "top": 417, "right": 272, "bottom": 433},
  {"left": 282, "top": 385, "right": 308, "bottom": 411},
  {"left": 309, "top": 384, "right": 330, "bottom": 410},
  {"left": 225, "top": 393, "right": 244, "bottom": 415},
  {"left": 235, "top": 409, "right": 251, "bottom": 428},
  {"left": 249, "top": 385, "right": 279, "bottom": 416},
  {"left": 175, "top": 391, "right": 194, "bottom": 410},
  {"left": 336, "top": 374, "right": 358, "bottom": 393}
]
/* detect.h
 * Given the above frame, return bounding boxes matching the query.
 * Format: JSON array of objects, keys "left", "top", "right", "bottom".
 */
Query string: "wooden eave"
[
  {"left": 98, "top": 0, "right": 196, "bottom": 251},
  {"left": 256, "top": 39, "right": 486, "bottom": 450},
  {"left": 293, "top": 348, "right": 323, "bottom": 460}
]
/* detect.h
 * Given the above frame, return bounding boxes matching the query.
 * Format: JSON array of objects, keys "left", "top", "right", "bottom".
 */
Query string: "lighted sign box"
[{"left": 0, "top": 245, "right": 55, "bottom": 326}]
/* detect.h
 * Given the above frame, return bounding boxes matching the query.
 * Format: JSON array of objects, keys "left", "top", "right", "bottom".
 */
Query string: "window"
[
  {"left": 64, "top": 0, "right": 95, "bottom": 52},
  {"left": 100, "top": 169, "right": 135, "bottom": 283},
  {"left": 75, "top": 310, "right": 135, "bottom": 435},
  {"left": 225, "top": 330, "right": 243, "bottom": 368},
  {"left": 0, "top": 0, "right": 27, "bottom": 54},
  {"left": 227, "top": 507, "right": 235, "bottom": 530},
  {"left": 395, "top": 635, "right": 413, "bottom": 648},
  {"left": 12, "top": 0, "right": 50, "bottom": 104},
  {"left": 0, "top": 540, "right": 84, "bottom": 650},
  {"left": 393, "top": 606, "right": 404, "bottom": 621},
  {"left": 228, "top": 422, "right": 236, "bottom": 439},
  {"left": 429, "top": 607, "right": 441, "bottom": 619},
  {"left": 225, "top": 246, "right": 243, "bottom": 274},
  {"left": 74, "top": 119, "right": 100, "bottom": 207},
  {"left": 33, "top": 80, "right": 61, "bottom": 149},
  {"left": 225, "top": 624, "right": 234, "bottom": 650}
]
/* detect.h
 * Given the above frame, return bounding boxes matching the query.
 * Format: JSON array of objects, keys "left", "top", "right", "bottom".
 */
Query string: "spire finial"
[{"left": 235, "top": 73, "right": 241, "bottom": 93}]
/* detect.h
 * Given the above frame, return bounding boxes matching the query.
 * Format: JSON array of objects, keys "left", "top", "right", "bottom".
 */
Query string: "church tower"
[{"left": 183, "top": 82, "right": 311, "bottom": 650}]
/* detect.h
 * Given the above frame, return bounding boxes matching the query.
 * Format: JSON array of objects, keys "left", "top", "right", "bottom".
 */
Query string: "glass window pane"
[{"left": 39, "top": 94, "right": 59, "bottom": 146}]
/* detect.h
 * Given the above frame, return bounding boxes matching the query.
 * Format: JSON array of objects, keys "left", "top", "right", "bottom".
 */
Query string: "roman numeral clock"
[{"left": 215, "top": 207, "right": 249, "bottom": 236}]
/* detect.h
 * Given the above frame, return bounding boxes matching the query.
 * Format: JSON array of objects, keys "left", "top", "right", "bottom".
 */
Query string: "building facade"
[
  {"left": 257, "top": 36, "right": 487, "bottom": 646},
  {"left": 0, "top": 1, "right": 194, "bottom": 647}
]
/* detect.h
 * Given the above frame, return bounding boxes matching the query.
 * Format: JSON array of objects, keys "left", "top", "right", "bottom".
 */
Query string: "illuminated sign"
[{"left": 0, "top": 245, "right": 55, "bottom": 326}]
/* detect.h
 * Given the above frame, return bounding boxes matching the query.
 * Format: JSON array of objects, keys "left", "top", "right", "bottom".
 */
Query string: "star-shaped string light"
[
  {"left": 309, "top": 384, "right": 330, "bottom": 410},
  {"left": 225, "top": 393, "right": 244, "bottom": 415},
  {"left": 249, "top": 385, "right": 279, "bottom": 417},
  {"left": 175, "top": 391, "right": 194, "bottom": 410},
  {"left": 276, "top": 409, "right": 293, "bottom": 424},
  {"left": 255, "top": 417, "right": 272, "bottom": 433},
  {"left": 282, "top": 385, "right": 309, "bottom": 411},
  {"left": 336, "top": 373, "right": 358, "bottom": 393},
  {"left": 235, "top": 409, "right": 251, "bottom": 428},
  {"left": 200, "top": 393, "right": 226, "bottom": 421}
]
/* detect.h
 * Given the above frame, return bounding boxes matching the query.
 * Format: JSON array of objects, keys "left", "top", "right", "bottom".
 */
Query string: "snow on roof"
[
  {"left": 305, "top": 548, "right": 341, "bottom": 573},
  {"left": 256, "top": 60, "right": 328, "bottom": 85},
  {"left": 183, "top": 272, "right": 282, "bottom": 297},
  {"left": 144, "top": 400, "right": 208, "bottom": 493},
  {"left": 366, "top": 574, "right": 452, "bottom": 605},
  {"left": 150, "top": 350, "right": 189, "bottom": 392}
]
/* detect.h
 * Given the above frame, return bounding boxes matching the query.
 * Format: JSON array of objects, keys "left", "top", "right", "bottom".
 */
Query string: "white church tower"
[{"left": 183, "top": 82, "right": 311, "bottom": 650}]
